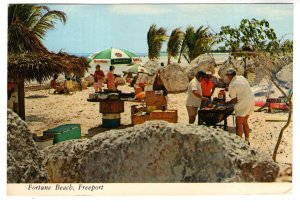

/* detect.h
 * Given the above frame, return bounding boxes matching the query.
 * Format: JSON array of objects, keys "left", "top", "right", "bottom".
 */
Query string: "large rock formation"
[
  {"left": 218, "top": 55, "right": 292, "bottom": 85},
  {"left": 115, "top": 77, "right": 126, "bottom": 86},
  {"left": 211, "top": 76, "right": 227, "bottom": 88},
  {"left": 43, "top": 121, "right": 279, "bottom": 183},
  {"left": 185, "top": 54, "right": 217, "bottom": 80},
  {"left": 218, "top": 57, "right": 246, "bottom": 81},
  {"left": 136, "top": 59, "right": 159, "bottom": 86},
  {"left": 159, "top": 63, "right": 189, "bottom": 93},
  {"left": 7, "top": 109, "right": 49, "bottom": 183},
  {"left": 84, "top": 75, "right": 95, "bottom": 87},
  {"left": 276, "top": 63, "right": 293, "bottom": 83}
]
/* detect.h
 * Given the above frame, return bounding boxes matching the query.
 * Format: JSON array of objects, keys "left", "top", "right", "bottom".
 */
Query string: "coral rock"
[{"left": 43, "top": 121, "right": 279, "bottom": 183}]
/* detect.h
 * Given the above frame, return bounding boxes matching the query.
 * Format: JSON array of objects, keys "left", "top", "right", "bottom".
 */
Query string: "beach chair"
[{"left": 64, "top": 79, "right": 74, "bottom": 94}]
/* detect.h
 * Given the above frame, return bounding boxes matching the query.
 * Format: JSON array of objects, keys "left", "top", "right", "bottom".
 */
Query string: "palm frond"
[
  {"left": 167, "top": 28, "right": 184, "bottom": 59},
  {"left": 147, "top": 24, "right": 167, "bottom": 59},
  {"left": 32, "top": 10, "right": 67, "bottom": 39},
  {"left": 8, "top": 20, "right": 48, "bottom": 53}
]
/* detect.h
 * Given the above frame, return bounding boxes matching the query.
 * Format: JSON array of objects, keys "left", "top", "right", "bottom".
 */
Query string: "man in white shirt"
[
  {"left": 225, "top": 68, "right": 255, "bottom": 144},
  {"left": 186, "top": 71, "right": 209, "bottom": 124}
]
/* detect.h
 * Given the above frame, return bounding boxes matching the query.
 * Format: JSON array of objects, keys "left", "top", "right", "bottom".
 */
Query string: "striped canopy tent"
[{"left": 87, "top": 47, "right": 141, "bottom": 65}]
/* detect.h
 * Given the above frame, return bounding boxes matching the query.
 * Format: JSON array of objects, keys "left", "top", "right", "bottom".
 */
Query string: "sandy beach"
[{"left": 24, "top": 81, "right": 292, "bottom": 174}]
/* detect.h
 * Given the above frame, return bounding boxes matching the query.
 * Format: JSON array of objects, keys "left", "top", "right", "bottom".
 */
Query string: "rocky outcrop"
[
  {"left": 218, "top": 57, "right": 246, "bottom": 81},
  {"left": 115, "top": 77, "right": 126, "bottom": 86},
  {"left": 276, "top": 63, "right": 293, "bottom": 83},
  {"left": 185, "top": 54, "right": 217, "bottom": 80},
  {"left": 7, "top": 109, "right": 49, "bottom": 183},
  {"left": 84, "top": 75, "right": 95, "bottom": 87},
  {"left": 43, "top": 121, "right": 279, "bottom": 183},
  {"left": 136, "top": 60, "right": 159, "bottom": 86},
  {"left": 159, "top": 63, "right": 189, "bottom": 92},
  {"left": 211, "top": 76, "right": 227, "bottom": 88},
  {"left": 218, "top": 55, "right": 292, "bottom": 85}
]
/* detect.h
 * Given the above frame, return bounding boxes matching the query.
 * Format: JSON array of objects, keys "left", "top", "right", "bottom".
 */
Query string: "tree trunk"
[
  {"left": 178, "top": 51, "right": 182, "bottom": 64},
  {"left": 17, "top": 74, "right": 25, "bottom": 120},
  {"left": 272, "top": 102, "right": 292, "bottom": 162},
  {"left": 270, "top": 77, "right": 293, "bottom": 162},
  {"left": 243, "top": 57, "right": 247, "bottom": 78}
]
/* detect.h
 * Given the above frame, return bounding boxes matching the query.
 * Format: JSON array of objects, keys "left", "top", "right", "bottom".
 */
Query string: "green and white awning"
[{"left": 87, "top": 47, "right": 141, "bottom": 65}]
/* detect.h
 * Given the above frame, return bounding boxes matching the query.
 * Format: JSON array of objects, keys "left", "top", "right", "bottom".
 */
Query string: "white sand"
[{"left": 24, "top": 84, "right": 292, "bottom": 172}]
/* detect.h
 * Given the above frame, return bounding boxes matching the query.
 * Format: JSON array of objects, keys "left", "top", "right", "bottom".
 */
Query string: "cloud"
[{"left": 109, "top": 4, "right": 171, "bottom": 15}]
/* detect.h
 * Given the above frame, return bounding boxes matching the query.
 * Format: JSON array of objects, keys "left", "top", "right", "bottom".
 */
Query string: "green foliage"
[
  {"left": 167, "top": 28, "right": 184, "bottom": 64},
  {"left": 217, "top": 18, "right": 281, "bottom": 57},
  {"left": 8, "top": 4, "right": 66, "bottom": 40},
  {"left": 179, "top": 25, "right": 213, "bottom": 63},
  {"left": 147, "top": 24, "right": 168, "bottom": 60},
  {"left": 280, "top": 39, "right": 293, "bottom": 55}
]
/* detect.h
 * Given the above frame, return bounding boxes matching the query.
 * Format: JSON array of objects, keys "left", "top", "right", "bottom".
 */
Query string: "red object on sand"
[
  {"left": 255, "top": 101, "right": 266, "bottom": 107},
  {"left": 269, "top": 103, "right": 289, "bottom": 110}
]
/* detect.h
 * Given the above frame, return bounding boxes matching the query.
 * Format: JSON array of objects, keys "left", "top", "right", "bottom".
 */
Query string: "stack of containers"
[{"left": 99, "top": 94, "right": 124, "bottom": 128}]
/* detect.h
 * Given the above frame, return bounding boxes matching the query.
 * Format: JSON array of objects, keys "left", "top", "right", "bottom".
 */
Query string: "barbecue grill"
[{"left": 198, "top": 105, "right": 234, "bottom": 130}]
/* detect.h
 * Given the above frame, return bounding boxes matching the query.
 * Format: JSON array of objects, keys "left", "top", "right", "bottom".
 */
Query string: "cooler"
[{"left": 43, "top": 124, "right": 81, "bottom": 145}]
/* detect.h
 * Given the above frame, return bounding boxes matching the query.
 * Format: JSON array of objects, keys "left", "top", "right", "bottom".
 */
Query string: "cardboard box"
[
  {"left": 150, "top": 110, "right": 178, "bottom": 123},
  {"left": 132, "top": 114, "right": 151, "bottom": 125},
  {"left": 145, "top": 91, "right": 167, "bottom": 111}
]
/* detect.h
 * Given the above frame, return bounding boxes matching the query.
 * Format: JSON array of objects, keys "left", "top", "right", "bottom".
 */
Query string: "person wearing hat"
[
  {"left": 225, "top": 68, "right": 255, "bottom": 144},
  {"left": 200, "top": 71, "right": 215, "bottom": 108},
  {"left": 186, "top": 71, "right": 209, "bottom": 124}
]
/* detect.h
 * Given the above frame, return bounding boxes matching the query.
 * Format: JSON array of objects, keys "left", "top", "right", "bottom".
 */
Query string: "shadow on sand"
[
  {"left": 26, "top": 115, "right": 47, "bottom": 122},
  {"left": 84, "top": 124, "right": 133, "bottom": 138},
  {"left": 25, "top": 95, "right": 49, "bottom": 99}
]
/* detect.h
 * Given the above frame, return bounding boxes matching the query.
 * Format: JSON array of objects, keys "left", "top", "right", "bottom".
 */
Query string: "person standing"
[
  {"left": 93, "top": 64, "right": 105, "bottom": 92},
  {"left": 200, "top": 71, "right": 215, "bottom": 108},
  {"left": 153, "top": 66, "right": 168, "bottom": 101},
  {"left": 107, "top": 65, "right": 116, "bottom": 90},
  {"left": 225, "top": 68, "right": 255, "bottom": 144},
  {"left": 186, "top": 71, "right": 209, "bottom": 124}
]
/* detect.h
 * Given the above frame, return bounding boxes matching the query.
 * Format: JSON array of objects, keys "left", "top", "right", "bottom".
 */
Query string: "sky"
[{"left": 42, "top": 3, "right": 294, "bottom": 55}]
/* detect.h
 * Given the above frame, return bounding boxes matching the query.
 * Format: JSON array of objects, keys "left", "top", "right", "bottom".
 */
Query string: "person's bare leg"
[
  {"left": 99, "top": 80, "right": 103, "bottom": 92},
  {"left": 187, "top": 106, "right": 197, "bottom": 124},
  {"left": 242, "top": 115, "right": 250, "bottom": 138},
  {"left": 242, "top": 115, "right": 250, "bottom": 144},
  {"left": 189, "top": 115, "right": 196, "bottom": 124},
  {"left": 94, "top": 82, "right": 98, "bottom": 92},
  {"left": 236, "top": 116, "right": 245, "bottom": 138}
]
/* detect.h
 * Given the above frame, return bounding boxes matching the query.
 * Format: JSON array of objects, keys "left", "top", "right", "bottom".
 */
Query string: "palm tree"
[
  {"left": 8, "top": 4, "right": 87, "bottom": 120},
  {"left": 8, "top": 4, "right": 66, "bottom": 42},
  {"left": 147, "top": 24, "right": 167, "bottom": 60},
  {"left": 178, "top": 26, "right": 213, "bottom": 63},
  {"left": 167, "top": 28, "right": 184, "bottom": 64}
]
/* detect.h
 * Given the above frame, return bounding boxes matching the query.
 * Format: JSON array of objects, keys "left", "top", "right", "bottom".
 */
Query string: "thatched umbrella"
[
  {"left": 8, "top": 52, "right": 88, "bottom": 82},
  {"left": 8, "top": 20, "right": 89, "bottom": 120}
]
